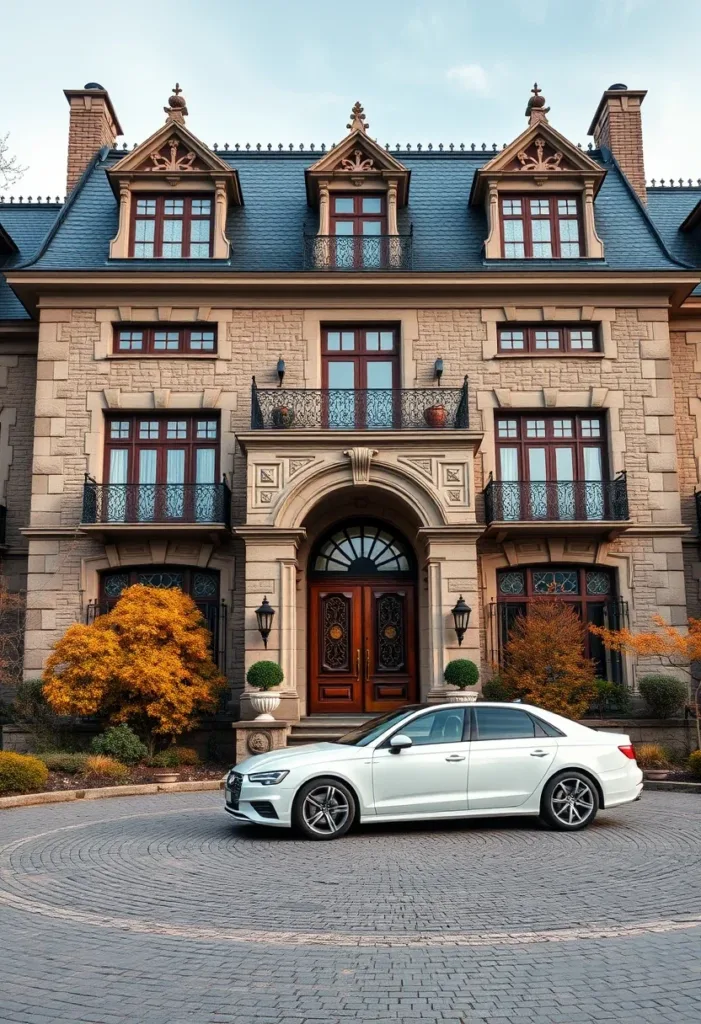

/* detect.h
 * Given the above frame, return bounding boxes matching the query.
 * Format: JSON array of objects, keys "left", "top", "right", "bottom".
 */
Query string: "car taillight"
[{"left": 618, "top": 744, "right": 636, "bottom": 760}]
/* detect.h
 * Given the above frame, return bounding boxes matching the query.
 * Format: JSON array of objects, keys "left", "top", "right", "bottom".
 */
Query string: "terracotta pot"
[
  {"left": 447, "top": 690, "right": 478, "bottom": 703},
  {"left": 271, "top": 406, "right": 295, "bottom": 428},
  {"left": 153, "top": 771, "right": 180, "bottom": 784},
  {"left": 250, "top": 691, "right": 281, "bottom": 721},
  {"left": 643, "top": 769, "right": 669, "bottom": 781},
  {"left": 424, "top": 404, "right": 447, "bottom": 429}
]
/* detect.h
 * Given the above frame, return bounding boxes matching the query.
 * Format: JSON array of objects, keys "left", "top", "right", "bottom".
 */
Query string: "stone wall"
[{"left": 0, "top": 350, "right": 36, "bottom": 593}]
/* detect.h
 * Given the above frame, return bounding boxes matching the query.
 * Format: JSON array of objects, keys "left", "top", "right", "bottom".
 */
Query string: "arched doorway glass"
[{"left": 308, "top": 519, "right": 418, "bottom": 714}]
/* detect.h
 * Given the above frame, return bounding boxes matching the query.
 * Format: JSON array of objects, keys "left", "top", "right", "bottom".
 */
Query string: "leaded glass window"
[
  {"left": 312, "top": 522, "right": 413, "bottom": 576},
  {"left": 498, "top": 571, "right": 525, "bottom": 595},
  {"left": 532, "top": 570, "right": 579, "bottom": 595}
]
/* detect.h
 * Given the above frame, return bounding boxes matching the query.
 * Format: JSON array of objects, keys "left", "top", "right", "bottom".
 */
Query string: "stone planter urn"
[
  {"left": 448, "top": 689, "right": 478, "bottom": 703},
  {"left": 250, "top": 692, "right": 281, "bottom": 721},
  {"left": 271, "top": 405, "right": 295, "bottom": 428},
  {"left": 643, "top": 769, "right": 670, "bottom": 781},
  {"left": 152, "top": 770, "right": 180, "bottom": 784},
  {"left": 423, "top": 403, "right": 447, "bottom": 429}
]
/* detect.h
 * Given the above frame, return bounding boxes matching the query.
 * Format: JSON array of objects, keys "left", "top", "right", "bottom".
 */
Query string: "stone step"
[{"left": 288, "top": 714, "right": 377, "bottom": 746}]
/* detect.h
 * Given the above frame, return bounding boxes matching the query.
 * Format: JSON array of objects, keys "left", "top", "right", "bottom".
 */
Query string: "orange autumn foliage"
[
  {"left": 43, "top": 585, "right": 225, "bottom": 741},
  {"left": 501, "top": 601, "right": 597, "bottom": 719}
]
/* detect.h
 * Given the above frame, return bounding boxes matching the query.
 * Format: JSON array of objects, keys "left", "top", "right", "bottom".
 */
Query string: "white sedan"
[{"left": 224, "top": 702, "right": 643, "bottom": 840}]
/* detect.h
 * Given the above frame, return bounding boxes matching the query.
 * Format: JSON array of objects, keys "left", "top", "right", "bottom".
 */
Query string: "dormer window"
[
  {"left": 131, "top": 196, "right": 213, "bottom": 258},
  {"left": 500, "top": 196, "right": 581, "bottom": 258}
]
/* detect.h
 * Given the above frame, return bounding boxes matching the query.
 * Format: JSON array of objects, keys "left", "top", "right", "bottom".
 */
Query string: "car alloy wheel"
[
  {"left": 302, "top": 785, "right": 350, "bottom": 835},
  {"left": 549, "top": 776, "right": 596, "bottom": 827}
]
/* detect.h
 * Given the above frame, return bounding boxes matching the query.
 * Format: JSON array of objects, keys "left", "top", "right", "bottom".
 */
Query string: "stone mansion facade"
[{"left": 1, "top": 80, "right": 701, "bottom": 722}]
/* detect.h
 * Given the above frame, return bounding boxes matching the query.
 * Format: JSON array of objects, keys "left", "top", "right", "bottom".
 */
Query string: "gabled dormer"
[
  {"left": 306, "top": 102, "right": 410, "bottom": 236},
  {"left": 470, "top": 85, "right": 605, "bottom": 260},
  {"left": 108, "top": 85, "right": 242, "bottom": 260}
]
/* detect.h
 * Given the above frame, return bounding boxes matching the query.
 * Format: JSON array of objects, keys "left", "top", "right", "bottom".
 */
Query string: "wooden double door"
[{"left": 309, "top": 582, "right": 417, "bottom": 714}]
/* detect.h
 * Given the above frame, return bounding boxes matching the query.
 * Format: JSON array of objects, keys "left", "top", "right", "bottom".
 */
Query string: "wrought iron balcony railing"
[
  {"left": 483, "top": 473, "right": 629, "bottom": 524},
  {"left": 0, "top": 504, "right": 6, "bottom": 546},
  {"left": 251, "top": 378, "right": 469, "bottom": 430},
  {"left": 81, "top": 479, "right": 232, "bottom": 529},
  {"left": 303, "top": 232, "right": 413, "bottom": 271},
  {"left": 86, "top": 598, "right": 228, "bottom": 671}
]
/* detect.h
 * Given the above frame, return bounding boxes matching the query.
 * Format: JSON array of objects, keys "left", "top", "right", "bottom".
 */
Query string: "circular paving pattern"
[{"left": 1, "top": 791, "right": 700, "bottom": 948}]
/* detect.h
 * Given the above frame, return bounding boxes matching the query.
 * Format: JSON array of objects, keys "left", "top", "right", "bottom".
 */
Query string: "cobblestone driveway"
[{"left": 1, "top": 791, "right": 699, "bottom": 1023}]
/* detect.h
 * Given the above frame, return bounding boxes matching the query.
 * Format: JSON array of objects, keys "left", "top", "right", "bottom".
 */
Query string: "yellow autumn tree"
[
  {"left": 591, "top": 614, "right": 699, "bottom": 748},
  {"left": 43, "top": 585, "right": 225, "bottom": 749}
]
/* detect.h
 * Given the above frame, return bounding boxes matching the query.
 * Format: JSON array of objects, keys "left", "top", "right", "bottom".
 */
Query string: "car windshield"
[{"left": 335, "top": 706, "right": 423, "bottom": 747}]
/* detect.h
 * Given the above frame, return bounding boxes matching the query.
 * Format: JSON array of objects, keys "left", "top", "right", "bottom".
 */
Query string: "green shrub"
[
  {"left": 37, "top": 751, "right": 88, "bottom": 774},
  {"left": 0, "top": 751, "right": 49, "bottom": 794},
  {"left": 637, "top": 675, "right": 688, "bottom": 719},
  {"left": 590, "top": 679, "right": 633, "bottom": 718},
  {"left": 246, "top": 661, "right": 284, "bottom": 691},
  {"left": 635, "top": 743, "right": 670, "bottom": 769},
  {"left": 11, "top": 679, "right": 61, "bottom": 750},
  {"left": 444, "top": 659, "right": 479, "bottom": 690},
  {"left": 688, "top": 749, "right": 701, "bottom": 780},
  {"left": 481, "top": 676, "right": 521, "bottom": 702},
  {"left": 80, "top": 754, "right": 130, "bottom": 783},
  {"left": 91, "top": 724, "right": 148, "bottom": 765},
  {"left": 172, "top": 746, "right": 199, "bottom": 766},
  {"left": 147, "top": 749, "right": 180, "bottom": 769}
]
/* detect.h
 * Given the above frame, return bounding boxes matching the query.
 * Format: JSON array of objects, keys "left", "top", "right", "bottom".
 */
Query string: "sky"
[{"left": 2, "top": 0, "right": 701, "bottom": 198}]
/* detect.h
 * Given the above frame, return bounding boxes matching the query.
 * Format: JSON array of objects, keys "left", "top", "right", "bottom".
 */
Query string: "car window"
[
  {"left": 475, "top": 707, "right": 536, "bottom": 740},
  {"left": 531, "top": 714, "right": 564, "bottom": 737},
  {"left": 394, "top": 708, "right": 466, "bottom": 746},
  {"left": 336, "top": 706, "right": 422, "bottom": 746}
]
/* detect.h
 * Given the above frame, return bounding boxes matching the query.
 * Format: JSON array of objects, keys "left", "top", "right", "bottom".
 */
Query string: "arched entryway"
[{"left": 308, "top": 518, "right": 418, "bottom": 714}]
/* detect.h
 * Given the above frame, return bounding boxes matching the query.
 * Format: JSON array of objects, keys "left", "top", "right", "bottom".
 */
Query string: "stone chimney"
[
  {"left": 63, "top": 83, "right": 123, "bottom": 194},
  {"left": 588, "top": 83, "right": 647, "bottom": 204}
]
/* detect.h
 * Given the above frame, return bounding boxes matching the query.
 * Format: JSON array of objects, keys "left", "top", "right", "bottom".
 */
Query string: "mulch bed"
[{"left": 41, "top": 763, "right": 229, "bottom": 793}]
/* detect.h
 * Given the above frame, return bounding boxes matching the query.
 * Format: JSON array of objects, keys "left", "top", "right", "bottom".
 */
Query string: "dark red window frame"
[
  {"left": 104, "top": 413, "right": 220, "bottom": 485},
  {"left": 112, "top": 324, "right": 217, "bottom": 355},
  {"left": 321, "top": 324, "right": 400, "bottom": 429},
  {"left": 99, "top": 565, "right": 220, "bottom": 608},
  {"left": 500, "top": 194, "right": 583, "bottom": 258},
  {"left": 129, "top": 194, "right": 213, "bottom": 258},
  {"left": 330, "top": 193, "right": 387, "bottom": 235},
  {"left": 495, "top": 413, "right": 607, "bottom": 484},
  {"left": 497, "top": 324, "right": 600, "bottom": 356}
]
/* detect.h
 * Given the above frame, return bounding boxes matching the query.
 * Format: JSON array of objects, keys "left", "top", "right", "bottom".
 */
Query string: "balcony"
[
  {"left": 303, "top": 232, "right": 413, "bottom": 271},
  {"left": 251, "top": 379, "right": 469, "bottom": 431},
  {"left": 81, "top": 479, "right": 232, "bottom": 533},
  {"left": 482, "top": 474, "right": 630, "bottom": 538}
]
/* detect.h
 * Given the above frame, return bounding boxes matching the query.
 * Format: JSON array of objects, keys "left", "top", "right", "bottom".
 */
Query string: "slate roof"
[
  {"left": 0, "top": 202, "right": 63, "bottom": 319},
  {"left": 2, "top": 144, "right": 700, "bottom": 322},
  {"left": 647, "top": 187, "right": 701, "bottom": 295}
]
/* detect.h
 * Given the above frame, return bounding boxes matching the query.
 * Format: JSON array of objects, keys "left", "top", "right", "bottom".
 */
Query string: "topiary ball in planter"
[
  {"left": 246, "top": 661, "right": 284, "bottom": 721},
  {"left": 444, "top": 659, "right": 479, "bottom": 703}
]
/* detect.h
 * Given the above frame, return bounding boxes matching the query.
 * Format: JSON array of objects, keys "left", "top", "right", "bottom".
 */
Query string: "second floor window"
[
  {"left": 113, "top": 325, "right": 217, "bottom": 355},
  {"left": 500, "top": 196, "right": 581, "bottom": 258},
  {"left": 498, "top": 325, "right": 599, "bottom": 355},
  {"left": 322, "top": 325, "right": 399, "bottom": 428},
  {"left": 131, "top": 196, "right": 213, "bottom": 258}
]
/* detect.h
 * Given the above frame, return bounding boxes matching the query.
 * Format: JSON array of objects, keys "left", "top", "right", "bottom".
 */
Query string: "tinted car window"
[
  {"left": 475, "top": 707, "right": 536, "bottom": 740},
  {"left": 531, "top": 714, "right": 565, "bottom": 737},
  {"left": 336, "top": 706, "right": 422, "bottom": 746},
  {"left": 395, "top": 708, "right": 466, "bottom": 746}
]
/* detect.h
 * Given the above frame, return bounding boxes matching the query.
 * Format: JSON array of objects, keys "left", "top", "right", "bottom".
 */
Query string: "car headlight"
[{"left": 247, "top": 770, "right": 289, "bottom": 786}]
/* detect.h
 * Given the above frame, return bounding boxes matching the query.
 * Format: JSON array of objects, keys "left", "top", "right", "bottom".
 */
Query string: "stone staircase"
[{"left": 287, "top": 715, "right": 377, "bottom": 746}]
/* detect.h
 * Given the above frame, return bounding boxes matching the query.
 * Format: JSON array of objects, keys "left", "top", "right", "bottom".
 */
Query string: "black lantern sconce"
[
  {"left": 434, "top": 357, "right": 444, "bottom": 385},
  {"left": 277, "top": 357, "right": 286, "bottom": 387},
  {"left": 255, "top": 596, "right": 275, "bottom": 648},
  {"left": 451, "top": 595, "right": 471, "bottom": 646}
]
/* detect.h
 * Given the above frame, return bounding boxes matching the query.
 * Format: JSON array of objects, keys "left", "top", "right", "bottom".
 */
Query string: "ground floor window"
[
  {"left": 490, "top": 565, "right": 627, "bottom": 683},
  {"left": 86, "top": 566, "right": 226, "bottom": 670}
]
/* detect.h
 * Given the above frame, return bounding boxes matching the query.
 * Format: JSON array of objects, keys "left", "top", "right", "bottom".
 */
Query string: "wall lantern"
[
  {"left": 277, "top": 357, "right": 286, "bottom": 386},
  {"left": 255, "top": 596, "right": 275, "bottom": 648},
  {"left": 451, "top": 595, "right": 471, "bottom": 646},
  {"left": 434, "top": 357, "right": 444, "bottom": 384}
]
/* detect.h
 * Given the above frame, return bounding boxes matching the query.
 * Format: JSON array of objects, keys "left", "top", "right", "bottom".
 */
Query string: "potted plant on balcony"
[
  {"left": 271, "top": 404, "right": 295, "bottom": 429},
  {"left": 246, "top": 661, "right": 284, "bottom": 720},
  {"left": 444, "top": 659, "right": 479, "bottom": 703},
  {"left": 423, "top": 401, "right": 447, "bottom": 429}
]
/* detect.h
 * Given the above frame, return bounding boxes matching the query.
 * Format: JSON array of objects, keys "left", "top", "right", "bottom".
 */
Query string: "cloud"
[{"left": 446, "top": 64, "right": 489, "bottom": 94}]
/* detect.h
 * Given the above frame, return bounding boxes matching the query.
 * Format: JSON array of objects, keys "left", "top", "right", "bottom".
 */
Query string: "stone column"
[
  {"left": 233, "top": 526, "right": 305, "bottom": 721},
  {"left": 418, "top": 527, "right": 481, "bottom": 701}
]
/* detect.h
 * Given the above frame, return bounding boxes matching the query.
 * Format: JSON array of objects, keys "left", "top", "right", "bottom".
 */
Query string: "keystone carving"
[{"left": 343, "top": 447, "right": 379, "bottom": 485}]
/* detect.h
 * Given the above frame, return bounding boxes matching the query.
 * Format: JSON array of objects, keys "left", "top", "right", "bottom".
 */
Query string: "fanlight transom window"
[{"left": 312, "top": 523, "right": 412, "bottom": 575}]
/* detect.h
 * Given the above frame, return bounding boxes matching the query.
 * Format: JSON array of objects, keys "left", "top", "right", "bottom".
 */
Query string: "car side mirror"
[{"left": 389, "top": 734, "right": 412, "bottom": 754}]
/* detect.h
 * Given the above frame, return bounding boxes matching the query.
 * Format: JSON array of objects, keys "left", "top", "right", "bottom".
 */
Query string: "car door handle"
[
  {"left": 530, "top": 750, "right": 550, "bottom": 757},
  {"left": 445, "top": 754, "right": 466, "bottom": 762}
]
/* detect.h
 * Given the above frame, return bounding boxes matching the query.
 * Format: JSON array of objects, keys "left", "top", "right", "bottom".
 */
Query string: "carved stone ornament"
[
  {"left": 247, "top": 731, "right": 272, "bottom": 754},
  {"left": 339, "top": 149, "right": 376, "bottom": 172},
  {"left": 516, "top": 137, "right": 563, "bottom": 172},
  {"left": 343, "top": 447, "right": 379, "bottom": 485},
  {"left": 164, "top": 82, "right": 189, "bottom": 124},
  {"left": 347, "top": 101, "right": 369, "bottom": 133},
  {"left": 149, "top": 137, "right": 197, "bottom": 173},
  {"left": 525, "top": 83, "right": 550, "bottom": 126}
]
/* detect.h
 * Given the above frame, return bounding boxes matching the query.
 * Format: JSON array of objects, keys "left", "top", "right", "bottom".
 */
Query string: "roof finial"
[
  {"left": 164, "top": 82, "right": 188, "bottom": 124},
  {"left": 347, "top": 101, "right": 369, "bottom": 134},
  {"left": 525, "top": 82, "right": 550, "bottom": 126}
]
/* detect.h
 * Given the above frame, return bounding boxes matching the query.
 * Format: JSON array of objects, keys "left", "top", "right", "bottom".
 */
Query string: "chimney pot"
[{"left": 588, "top": 84, "right": 647, "bottom": 204}]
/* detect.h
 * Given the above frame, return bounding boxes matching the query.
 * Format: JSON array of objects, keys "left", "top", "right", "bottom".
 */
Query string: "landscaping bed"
[{"left": 35, "top": 763, "right": 229, "bottom": 795}]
